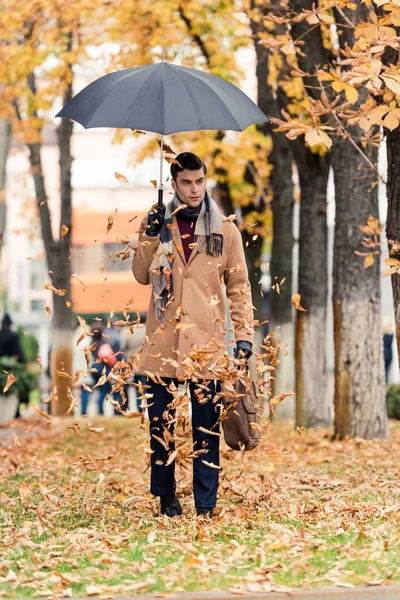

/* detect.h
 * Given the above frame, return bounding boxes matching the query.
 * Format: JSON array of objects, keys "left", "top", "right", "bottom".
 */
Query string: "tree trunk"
[
  {"left": 331, "top": 4, "right": 388, "bottom": 439},
  {"left": 0, "top": 120, "right": 11, "bottom": 261},
  {"left": 249, "top": 0, "right": 295, "bottom": 416},
  {"left": 385, "top": 126, "right": 400, "bottom": 366},
  {"left": 288, "top": 0, "right": 332, "bottom": 428},
  {"left": 332, "top": 137, "right": 387, "bottom": 439},
  {"left": 295, "top": 155, "right": 330, "bottom": 427},
  {"left": 23, "top": 72, "right": 74, "bottom": 416}
]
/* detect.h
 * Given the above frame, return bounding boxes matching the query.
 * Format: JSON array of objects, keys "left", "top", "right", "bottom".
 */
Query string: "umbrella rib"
[
  {"left": 126, "top": 67, "right": 163, "bottom": 130},
  {"left": 171, "top": 67, "right": 202, "bottom": 131}
]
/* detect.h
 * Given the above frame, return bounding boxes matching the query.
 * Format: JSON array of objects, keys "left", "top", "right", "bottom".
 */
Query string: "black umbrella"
[{"left": 56, "top": 55, "right": 268, "bottom": 206}]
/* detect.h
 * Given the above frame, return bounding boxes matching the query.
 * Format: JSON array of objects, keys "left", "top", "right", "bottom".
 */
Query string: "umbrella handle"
[{"left": 158, "top": 133, "right": 165, "bottom": 208}]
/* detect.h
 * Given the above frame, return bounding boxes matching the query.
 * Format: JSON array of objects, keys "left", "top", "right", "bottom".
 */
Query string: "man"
[{"left": 132, "top": 152, "right": 254, "bottom": 518}]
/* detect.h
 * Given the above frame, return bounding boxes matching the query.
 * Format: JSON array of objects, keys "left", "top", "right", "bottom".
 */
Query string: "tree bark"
[
  {"left": 295, "top": 156, "right": 330, "bottom": 427},
  {"left": 22, "top": 72, "right": 74, "bottom": 416},
  {"left": 386, "top": 129, "right": 400, "bottom": 366},
  {"left": 0, "top": 120, "right": 11, "bottom": 261},
  {"left": 332, "top": 137, "right": 387, "bottom": 439},
  {"left": 331, "top": 4, "right": 388, "bottom": 439},
  {"left": 290, "top": 0, "right": 331, "bottom": 428},
  {"left": 249, "top": 0, "right": 295, "bottom": 416}
]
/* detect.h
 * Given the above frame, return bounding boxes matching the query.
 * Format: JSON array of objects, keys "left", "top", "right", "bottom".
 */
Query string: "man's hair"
[{"left": 171, "top": 152, "right": 207, "bottom": 180}]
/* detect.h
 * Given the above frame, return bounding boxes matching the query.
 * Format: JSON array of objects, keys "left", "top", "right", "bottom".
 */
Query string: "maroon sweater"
[{"left": 177, "top": 217, "right": 196, "bottom": 262}]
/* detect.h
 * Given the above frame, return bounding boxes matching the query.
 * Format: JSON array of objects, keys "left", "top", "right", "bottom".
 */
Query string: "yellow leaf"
[
  {"left": 384, "top": 258, "right": 400, "bottom": 267},
  {"left": 344, "top": 83, "right": 359, "bottom": 104},
  {"left": 382, "top": 110, "right": 400, "bottom": 131},
  {"left": 44, "top": 284, "right": 66, "bottom": 296},
  {"left": 115, "top": 172, "right": 129, "bottom": 183},
  {"left": 150, "top": 180, "right": 157, "bottom": 188},
  {"left": 364, "top": 253, "right": 375, "bottom": 268},
  {"left": 3, "top": 373, "right": 16, "bottom": 393},
  {"left": 61, "top": 225, "right": 69, "bottom": 240},
  {"left": 164, "top": 157, "right": 183, "bottom": 168},
  {"left": 45, "top": 306, "right": 52, "bottom": 320},
  {"left": 305, "top": 128, "right": 332, "bottom": 150},
  {"left": 107, "top": 215, "right": 114, "bottom": 234},
  {"left": 382, "top": 76, "right": 400, "bottom": 96},
  {"left": 291, "top": 293, "right": 306, "bottom": 311}
]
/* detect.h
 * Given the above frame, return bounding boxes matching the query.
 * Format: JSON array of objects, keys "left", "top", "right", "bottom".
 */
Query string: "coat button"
[{"left": 184, "top": 273, "right": 191, "bottom": 279}]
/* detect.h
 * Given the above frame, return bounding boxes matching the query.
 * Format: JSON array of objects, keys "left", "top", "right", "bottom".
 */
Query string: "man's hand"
[
  {"left": 234, "top": 340, "right": 253, "bottom": 361},
  {"left": 146, "top": 204, "right": 166, "bottom": 237}
]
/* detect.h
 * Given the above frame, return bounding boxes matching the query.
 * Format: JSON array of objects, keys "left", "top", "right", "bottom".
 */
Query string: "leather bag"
[{"left": 221, "top": 369, "right": 261, "bottom": 451}]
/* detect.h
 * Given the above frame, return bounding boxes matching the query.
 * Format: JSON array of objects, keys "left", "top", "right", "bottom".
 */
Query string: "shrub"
[
  {"left": 0, "top": 357, "right": 36, "bottom": 397},
  {"left": 386, "top": 384, "right": 400, "bottom": 420}
]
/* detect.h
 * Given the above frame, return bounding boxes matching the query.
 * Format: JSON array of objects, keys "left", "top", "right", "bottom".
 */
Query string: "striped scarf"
[{"left": 149, "top": 191, "right": 223, "bottom": 324}]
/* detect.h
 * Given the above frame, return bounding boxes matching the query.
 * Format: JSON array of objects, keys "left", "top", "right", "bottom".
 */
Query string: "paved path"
[{"left": 51, "top": 586, "right": 400, "bottom": 600}]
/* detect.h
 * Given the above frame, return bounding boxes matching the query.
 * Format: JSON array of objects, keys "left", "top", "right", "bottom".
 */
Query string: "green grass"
[{"left": 1, "top": 418, "right": 400, "bottom": 596}]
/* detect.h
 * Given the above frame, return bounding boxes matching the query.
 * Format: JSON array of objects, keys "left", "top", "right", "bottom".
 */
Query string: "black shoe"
[
  {"left": 196, "top": 507, "right": 214, "bottom": 518},
  {"left": 160, "top": 493, "right": 182, "bottom": 518}
]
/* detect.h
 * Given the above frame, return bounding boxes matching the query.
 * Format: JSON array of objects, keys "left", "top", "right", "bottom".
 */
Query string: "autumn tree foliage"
[
  {"left": 0, "top": 0, "right": 109, "bottom": 414},
  {"left": 255, "top": 0, "right": 396, "bottom": 438}
]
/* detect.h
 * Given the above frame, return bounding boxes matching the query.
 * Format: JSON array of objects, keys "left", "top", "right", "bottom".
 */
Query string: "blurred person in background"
[
  {"left": 91, "top": 323, "right": 125, "bottom": 415},
  {"left": 0, "top": 313, "right": 26, "bottom": 417},
  {"left": 383, "top": 316, "right": 394, "bottom": 384},
  {"left": 124, "top": 312, "right": 147, "bottom": 413}
]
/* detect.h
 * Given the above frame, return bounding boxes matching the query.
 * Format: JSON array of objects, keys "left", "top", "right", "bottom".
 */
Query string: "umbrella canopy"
[{"left": 56, "top": 62, "right": 268, "bottom": 135}]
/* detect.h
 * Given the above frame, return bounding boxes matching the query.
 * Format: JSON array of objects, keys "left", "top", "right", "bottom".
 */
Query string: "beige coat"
[{"left": 132, "top": 214, "right": 254, "bottom": 380}]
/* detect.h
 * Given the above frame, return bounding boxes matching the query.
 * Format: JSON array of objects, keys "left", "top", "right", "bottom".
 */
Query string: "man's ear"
[{"left": 171, "top": 178, "right": 176, "bottom": 191}]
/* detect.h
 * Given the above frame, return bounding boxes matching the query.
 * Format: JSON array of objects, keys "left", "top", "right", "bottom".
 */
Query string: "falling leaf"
[
  {"left": 201, "top": 460, "right": 220, "bottom": 469},
  {"left": 45, "top": 306, "right": 52, "bottom": 319},
  {"left": 171, "top": 203, "right": 188, "bottom": 216},
  {"left": 31, "top": 405, "right": 53, "bottom": 422},
  {"left": 3, "top": 373, "right": 16, "bottom": 393},
  {"left": 164, "top": 157, "right": 182, "bottom": 168},
  {"left": 157, "top": 140, "right": 176, "bottom": 154},
  {"left": 66, "top": 300, "right": 72, "bottom": 307},
  {"left": 61, "top": 225, "right": 69, "bottom": 240},
  {"left": 107, "top": 215, "right": 114, "bottom": 234},
  {"left": 115, "top": 172, "right": 129, "bottom": 183},
  {"left": 36, "top": 355, "right": 44, "bottom": 375},
  {"left": 71, "top": 273, "right": 86, "bottom": 289},
  {"left": 291, "top": 293, "right": 306, "bottom": 311},
  {"left": 209, "top": 295, "right": 221, "bottom": 306},
  {"left": 150, "top": 180, "right": 157, "bottom": 188},
  {"left": 45, "top": 284, "right": 66, "bottom": 296}
]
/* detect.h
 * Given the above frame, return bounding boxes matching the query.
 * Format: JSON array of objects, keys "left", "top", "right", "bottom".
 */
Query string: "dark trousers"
[{"left": 148, "top": 378, "right": 221, "bottom": 509}]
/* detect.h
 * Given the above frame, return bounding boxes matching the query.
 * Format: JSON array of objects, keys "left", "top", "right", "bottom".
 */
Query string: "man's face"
[{"left": 172, "top": 168, "right": 206, "bottom": 208}]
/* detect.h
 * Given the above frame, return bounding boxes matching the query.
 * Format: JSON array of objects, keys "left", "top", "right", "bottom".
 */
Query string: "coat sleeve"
[
  {"left": 132, "top": 216, "right": 160, "bottom": 285},
  {"left": 224, "top": 222, "right": 254, "bottom": 344}
]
